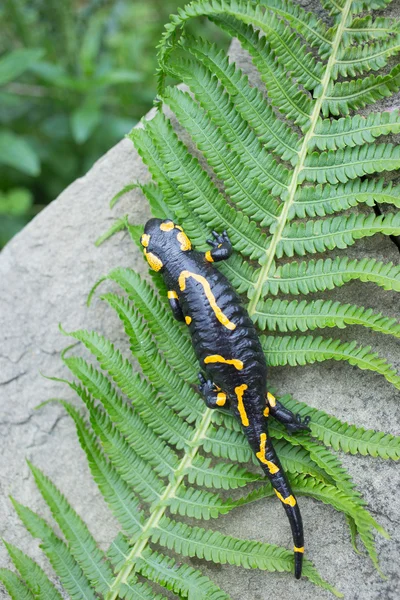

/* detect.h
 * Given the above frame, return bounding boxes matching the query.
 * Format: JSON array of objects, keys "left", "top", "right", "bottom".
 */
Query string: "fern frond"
[
  {"left": 215, "top": 17, "right": 313, "bottom": 127},
  {"left": 278, "top": 393, "right": 400, "bottom": 459},
  {"left": 278, "top": 212, "right": 400, "bottom": 257},
  {"left": 8, "top": 2, "right": 400, "bottom": 598},
  {"left": 151, "top": 517, "right": 343, "bottom": 596},
  {"left": 351, "top": 0, "right": 393, "bottom": 13},
  {"left": 187, "top": 455, "right": 260, "bottom": 490},
  {"left": 343, "top": 16, "right": 400, "bottom": 42},
  {"left": 253, "top": 297, "right": 400, "bottom": 337},
  {"left": 302, "top": 144, "right": 400, "bottom": 184},
  {"left": 135, "top": 548, "right": 231, "bottom": 599},
  {"left": 261, "top": 335, "right": 400, "bottom": 388},
  {"left": 261, "top": 257, "right": 400, "bottom": 296},
  {"left": 159, "top": 1, "right": 332, "bottom": 82},
  {"left": 183, "top": 36, "right": 301, "bottom": 162},
  {"left": 129, "top": 126, "right": 256, "bottom": 292},
  {"left": 3, "top": 542, "right": 63, "bottom": 600},
  {"left": 335, "top": 35, "right": 400, "bottom": 78},
  {"left": 10, "top": 499, "right": 97, "bottom": 600},
  {"left": 234, "top": 474, "right": 387, "bottom": 569},
  {"left": 119, "top": 576, "right": 167, "bottom": 600},
  {"left": 27, "top": 462, "right": 114, "bottom": 595},
  {"left": 60, "top": 327, "right": 179, "bottom": 475},
  {"left": 169, "top": 485, "right": 233, "bottom": 519},
  {"left": 0, "top": 570, "right": 34, "bottom": 600},
  {"left": 64, "top": 351, "right": 194, "bottom": 452},
  {"left": 290, "top": 179, "right": 400, "bottom": 219},
  {"left": 313, "top": 111, "right": 400, "bottom": 151},
  {"left": 162, "top": 84, "right": 283, "bottom": 225},
  {"left": 203, "top": 424, "right": 332, "bottom": 483},
  {"left": 143, "top": 112, "right": 268, "bottom": 259},
  {"left": 323, "top": 64, "right": 400, "bottom": 115},
  {"left": 100, "top": 292, "right": 203, "bottom": 423},
  {"left": 321, "top": 0, "right": 345, "bottom": 15},
  {"left": 94, "top": 267, "right": 198, "bottom": 380},
  {"left": 163, "top": 58, "right": 289, "bottom": 197},
  {"left": 58, "top": 401, "right": 145, "bottom": 538},
  {"left": 84, "top": 400, "right": 166, "bottom": 504}
]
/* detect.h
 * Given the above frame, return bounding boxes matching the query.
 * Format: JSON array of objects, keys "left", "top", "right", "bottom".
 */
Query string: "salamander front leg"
[
  {"left": 198, "top": 373, "right": 229, "bottom": 408},
  {"left": 167, "top": 290, "right": 184, "bottom": 322},
  {"left": 205, "top": 230, "right": 232, "bottom": 263},
  {"left": 266, "top": 392, "right": 311, "bottom": 434}
]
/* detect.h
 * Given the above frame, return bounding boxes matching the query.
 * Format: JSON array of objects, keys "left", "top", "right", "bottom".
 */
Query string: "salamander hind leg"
[
  {"left": 205, "top": 230, "right": 232, "bottom": 263},
  {"left": 266, "top": 392, "right": 311, "bottom": 435},
  {"left": 198, "top": 373, "right": 229, "bottom": 408}
]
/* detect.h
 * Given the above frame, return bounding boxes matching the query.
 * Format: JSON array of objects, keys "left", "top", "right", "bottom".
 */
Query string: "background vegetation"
[{"left": 0, "top": 0, "right": 228, "bottom": 248}]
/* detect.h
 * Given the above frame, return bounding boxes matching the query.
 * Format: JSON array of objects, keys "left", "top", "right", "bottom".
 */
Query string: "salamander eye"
[
  {"left": 160, "top": 220, "right": 175, "bottom": 232},
  {"left": 141, "top": 233, "right": 150, "bottom": 247}
]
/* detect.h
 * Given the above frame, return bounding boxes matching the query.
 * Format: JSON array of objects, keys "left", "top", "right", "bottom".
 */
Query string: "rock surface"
[{"left": 1, "top": 2, "right": 399, "bottom": 599}]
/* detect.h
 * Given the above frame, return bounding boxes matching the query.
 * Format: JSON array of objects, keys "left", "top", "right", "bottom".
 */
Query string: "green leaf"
[
  {"left": 261, "top": 257, "right": 400, "bottom": 296},
  {"left": 10, "top": 498, "right": 97, "bottom": 600},
  {"left": 0, "top": 569, "right": 35, "bottom": 600},
  {"left": 57, "top": 400, "right": 145, "bottom": 538},
  {"left": 278, "top": 394, "right": 400, "bottom": 459},
  {"left": 71, "top": 99, "right": 101, "bottom": 144},
  {"left": 3, "top": 541, "right": 63, "bottom": 600},
  {"left": 253, "top": 297, "right": 400, "bottom": 338},
  {"left": 0, "top": 131, "right": 40, "bottom": 176},
  {"left": 152, "top": 518, "right": 343, "bottom": 597},
  {"left": 135, "top": 547, "right": 232, "bottom": 599},
  {"left": 184, "top": 35, "right": 300, "bottom": 162},
  {"left": 261, "top": 335, "right": 400, "bottom": 389},
  {"left": 313, "top": 111, "right": 400, "bottom": 151},
  {"left": 0, "top": 48, "right": 44, "bottom": 85},
  {"left": 27, "top": 462, "right": 114, "bottom": 595}
]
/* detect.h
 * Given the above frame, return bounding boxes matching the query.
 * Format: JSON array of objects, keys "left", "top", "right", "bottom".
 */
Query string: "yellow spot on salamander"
[
  {"left": 267, "top": 392, "right": 276, "bottom": 407},
  {"left": 178, "top": 271, "right": 236, "bottom": 331},
  {"left": 235, "top": 384, "right": 249, "bottom": 427},
  {"left": 204, "top": 355, "right": 243, "bottom": 370},
  {"left": 216, "top": 392, "right": 227, "bottom": 406},
  {"left": 274, "top": 490, "right": 297, "bottom": 507},
  {"left": 175, "top": 225, "right": 183, "bottom": 231},
  {"left": 177, "top": 231, "right": 192, "bottom": 251},
  {"left": 205, "top": 250, "right": 214, "bottom": 262},
  {"left": 256, "top": 433, "right": 279, "bottom": 474},
  {"left": 141, "top": 233, "right": 150, "bottom": 248},
  {"left": 168, "top": 290, "right": 178, "bottom": 300},
  {"left": 160, "top": 221, "right": 175, "bottom": 231},
  {"left": 294, "top": 546, "right": 304, "bottom": 553},
  {"left": 144, "top": 249, "right": 163, "bottom": 272},
  {"left": 185, "top": 316, "right": 192, "bottom": 325},
  {"left": 263, "top": 406, "right": 270, "bottom": 417}
]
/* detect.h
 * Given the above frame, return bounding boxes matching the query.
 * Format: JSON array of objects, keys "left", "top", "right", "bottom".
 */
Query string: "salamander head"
[{"left": 140, "top": 218, "right": 192, "bottom": 271}]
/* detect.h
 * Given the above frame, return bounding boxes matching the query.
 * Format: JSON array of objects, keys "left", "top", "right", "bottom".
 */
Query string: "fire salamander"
[{"left": 141, "top": 218, "right": 311, "bottom": 579}]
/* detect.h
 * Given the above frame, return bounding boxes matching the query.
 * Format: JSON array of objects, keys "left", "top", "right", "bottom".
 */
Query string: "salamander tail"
[
  {"left": 294, "top": 547, "right": 303, "bottom": 579},
  {"left": 253, "top": 429, "right": 304, "bottom": 579}
]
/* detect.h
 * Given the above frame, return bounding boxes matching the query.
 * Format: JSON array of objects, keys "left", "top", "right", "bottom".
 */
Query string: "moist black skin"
[{"left": 141, "top": 217, "right": 311, "bottom": 579}]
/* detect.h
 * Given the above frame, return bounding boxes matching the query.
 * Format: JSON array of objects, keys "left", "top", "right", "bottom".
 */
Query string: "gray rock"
[{"left": 0, "top": 2, "right": 399, "bottom": 599}]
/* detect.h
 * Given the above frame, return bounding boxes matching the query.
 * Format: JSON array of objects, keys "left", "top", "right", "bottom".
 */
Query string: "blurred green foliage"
[{"left": 0, "top": 0, "right": 228, "bottom": 247}]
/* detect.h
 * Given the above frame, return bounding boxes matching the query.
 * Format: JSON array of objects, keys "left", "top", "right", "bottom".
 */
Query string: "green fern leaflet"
[{"left": 2, "top": 1, "right": 400, "bottom": 599}]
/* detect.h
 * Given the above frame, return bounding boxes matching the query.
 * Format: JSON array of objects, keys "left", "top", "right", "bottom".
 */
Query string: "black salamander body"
[{"left": 141, "top": 218, "right": 310, "bottom": 579}]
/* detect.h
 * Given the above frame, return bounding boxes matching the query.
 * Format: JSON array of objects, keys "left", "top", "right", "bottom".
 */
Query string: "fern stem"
[
  {"left": 105, "top": 407, "right": 214, "bottom": 599},
  {"left": 247, "top": 0, "right": 353, "bottom": 316}
]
